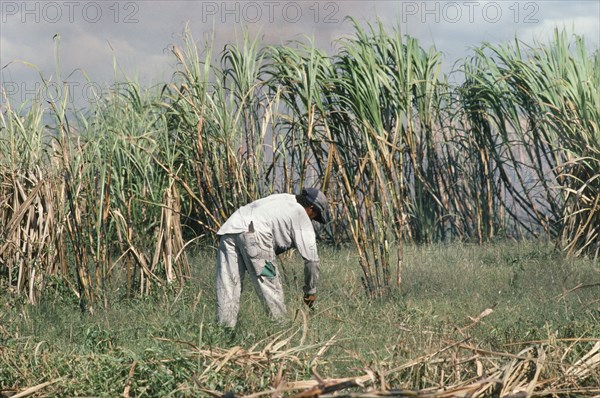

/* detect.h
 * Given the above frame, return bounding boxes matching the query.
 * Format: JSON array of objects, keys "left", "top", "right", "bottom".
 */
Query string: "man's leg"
[
  {"left": 253, "top": 262, "right": 287, "bottom": 319},
  {"left": 216, "top": 234, "right": 245, "bottom": 327},
  {"left": 236, "top": 233, "right": 287, "bottom": 320}
]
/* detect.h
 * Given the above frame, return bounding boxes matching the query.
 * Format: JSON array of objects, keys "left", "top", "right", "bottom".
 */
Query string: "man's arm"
[
  {"left": 291, "top": 208, "right": 321, "bottom": 303},
  {"left": 303, "top": 259, "right": 320, "bottom": 295}
]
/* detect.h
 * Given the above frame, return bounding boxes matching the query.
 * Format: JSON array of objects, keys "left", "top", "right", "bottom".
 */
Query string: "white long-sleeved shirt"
[{"left": 217, "top": 194, "right": 319, "bottom": 263}]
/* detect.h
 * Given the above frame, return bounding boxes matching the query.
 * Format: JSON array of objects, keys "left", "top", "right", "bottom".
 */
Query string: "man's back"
[{"left": 217, "top": 193, "right": 318, "bottom": 261}]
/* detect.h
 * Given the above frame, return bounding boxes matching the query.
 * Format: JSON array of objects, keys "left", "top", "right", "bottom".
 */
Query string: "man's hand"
[{"left": 303, "top": 294, "right": 316, "bottom": 309}]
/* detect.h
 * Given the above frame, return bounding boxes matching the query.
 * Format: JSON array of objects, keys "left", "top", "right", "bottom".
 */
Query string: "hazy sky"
[{"left": 1, "top": 1, "right": 599, "bottom": 105}]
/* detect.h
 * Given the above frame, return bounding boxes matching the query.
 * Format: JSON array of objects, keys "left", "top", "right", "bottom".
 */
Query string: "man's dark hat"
[{"left": 302, "top": 188, "right": 328, "bottom": 224}]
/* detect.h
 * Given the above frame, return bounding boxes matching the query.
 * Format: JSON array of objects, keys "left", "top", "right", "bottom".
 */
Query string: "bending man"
[{"left": 216, "top": 188, "right": 328, "bottom": 328}]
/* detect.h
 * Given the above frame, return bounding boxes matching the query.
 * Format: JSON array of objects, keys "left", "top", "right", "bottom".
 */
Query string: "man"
[{"left": 215, "top": 188, "right": 328, "bottom": 328}]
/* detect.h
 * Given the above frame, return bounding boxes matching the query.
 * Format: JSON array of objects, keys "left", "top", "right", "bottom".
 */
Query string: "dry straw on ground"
[{"left": 191, "top": 337, "right": 599, "bottom": 398}]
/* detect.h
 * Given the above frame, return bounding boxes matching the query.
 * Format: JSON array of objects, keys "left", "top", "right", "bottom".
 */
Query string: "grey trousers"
[{"left": 216, "top": 233, "right": 286, "bottom": 327}]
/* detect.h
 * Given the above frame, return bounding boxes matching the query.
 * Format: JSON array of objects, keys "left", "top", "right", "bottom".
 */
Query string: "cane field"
[{"left": 1, "top": 19, "right": 599, "bottom": 396}]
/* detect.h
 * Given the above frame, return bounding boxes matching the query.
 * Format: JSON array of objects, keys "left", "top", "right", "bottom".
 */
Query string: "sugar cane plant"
[
  {"left": 1, "top": 22, "right": 598, "bottom": 308},
  {"left": 0, "top": 95, "right": 68, "bottom": 304},
  {"left": 163, "top": 28, "right": 280, "bottom": 234},
  {"left": 1, "top": 47, "right": 192, "bottom": 312},
  {"left": 460, "top": 29, "right": 599, "bottom": 258}
]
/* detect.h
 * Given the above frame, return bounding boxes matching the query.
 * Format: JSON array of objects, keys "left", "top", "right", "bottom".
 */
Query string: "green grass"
[{"left": 1, "top": 240, "right": 598, "bottom": 396}]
